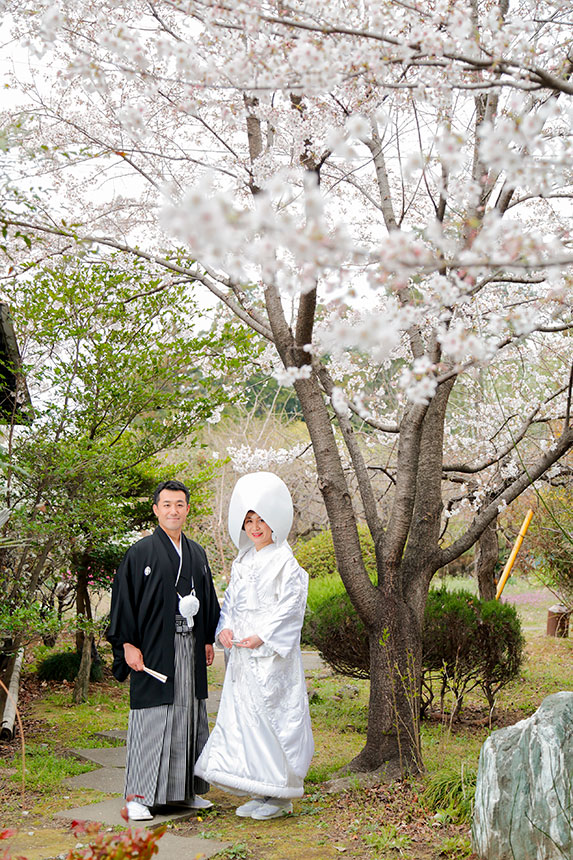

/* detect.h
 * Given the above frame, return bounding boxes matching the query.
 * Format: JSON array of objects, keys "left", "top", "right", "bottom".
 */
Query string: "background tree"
[
  {"left": 3, "top": 0, "right": 573, "bottom": 775},
  {"left": 0, "top": 255, "right": 241, "bottom": 706}
]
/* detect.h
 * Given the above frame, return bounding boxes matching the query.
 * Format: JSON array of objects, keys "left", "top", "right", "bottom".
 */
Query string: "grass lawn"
[{"left": 0, "top": 575, "right": 571, "bottom": 860}]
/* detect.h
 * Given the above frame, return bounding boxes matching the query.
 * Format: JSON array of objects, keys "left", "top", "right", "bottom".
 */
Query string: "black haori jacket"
[{"left": 107, "top": 526, "right": 220, "bottom": 709}]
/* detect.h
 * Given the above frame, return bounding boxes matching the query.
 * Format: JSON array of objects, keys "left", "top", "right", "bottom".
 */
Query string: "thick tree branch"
[
  {"left": 316, "top": 365, "right": 385, "bottom": 550},
  {"left": 364, "top": 128, "right": 399, "bottom": 233},
  {"left": 384, "top": 399, "right": 429, "bottom": 570},
  {"left": 403, "top": 376, "right": 456, "bottom": 588},
  {"left": 295, "top": 289, "right": 317, "bottom": 360}
]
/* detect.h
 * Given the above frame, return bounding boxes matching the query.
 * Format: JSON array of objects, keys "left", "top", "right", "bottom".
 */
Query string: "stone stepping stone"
[
  {"left": 63, "top": 766, "right": 125, "bottom": 793},
  {"left": 55, "top": 798, "right": 210, "bottom": 828},
  {"left": 150, "top": 831, "right": 230, "bottom": 860},
  {"left": 93, "top": 729, "right": 127, "bottom": 742},
  {"left": 67, "top": 747, "right": 126, "bottom": 767}
]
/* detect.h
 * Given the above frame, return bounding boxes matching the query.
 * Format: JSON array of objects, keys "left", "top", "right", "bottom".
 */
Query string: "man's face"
[{"left": 153, "top": 489, "right": 190, "bottom": 535}]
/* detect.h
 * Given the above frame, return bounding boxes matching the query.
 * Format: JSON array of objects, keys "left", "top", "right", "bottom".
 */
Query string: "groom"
[{"left": 107, "top": 479, "right": 220, "bottom": 820}]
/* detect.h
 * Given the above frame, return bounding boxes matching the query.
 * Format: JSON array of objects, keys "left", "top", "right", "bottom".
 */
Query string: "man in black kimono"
[{"left": 107, "top": 479, "right": 220, "bottom": 821}]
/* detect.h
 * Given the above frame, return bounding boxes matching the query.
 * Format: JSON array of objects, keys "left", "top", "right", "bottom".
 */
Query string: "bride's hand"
[{"left": 236, "top": 635, "right": 264, "bottom": 650}]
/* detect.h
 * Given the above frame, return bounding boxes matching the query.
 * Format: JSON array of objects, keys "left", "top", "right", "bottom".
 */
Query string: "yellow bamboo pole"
[{"left": 496, "top": 508, "right": 534, "bottom": 600}]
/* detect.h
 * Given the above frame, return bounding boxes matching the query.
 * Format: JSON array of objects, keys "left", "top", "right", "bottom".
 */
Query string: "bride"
[{"left": 195, "top": 471, "right": 314, "bottom": 820}]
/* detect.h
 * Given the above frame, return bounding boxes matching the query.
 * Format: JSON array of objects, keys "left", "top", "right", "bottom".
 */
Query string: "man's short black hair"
[{"left": 153, "top": 480, "right": 190, "bottom": 505}]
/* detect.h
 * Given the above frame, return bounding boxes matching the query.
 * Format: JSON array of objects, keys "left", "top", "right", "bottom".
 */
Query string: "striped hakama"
[{"left": 124, "top": 617, "right": 210, "bottom": 806}]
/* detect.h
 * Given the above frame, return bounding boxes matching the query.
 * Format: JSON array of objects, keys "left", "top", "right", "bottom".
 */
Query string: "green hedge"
[{"left": 303, "top": 586, "right": 369, "bottom": 677}]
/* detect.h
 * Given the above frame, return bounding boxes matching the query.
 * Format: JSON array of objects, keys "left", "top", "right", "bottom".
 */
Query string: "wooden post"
[{"left": 0, "top": 648, "right": 25, "bottom": 740}]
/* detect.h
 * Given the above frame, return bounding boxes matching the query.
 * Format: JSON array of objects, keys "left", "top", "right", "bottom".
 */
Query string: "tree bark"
[
  {"left": 350, "top": 602, "right": 422, "bottom": 777},
  {"left": 73, "top": 632, "right": 93, "bottom": 704},
  {"left": 289, "top": 372, "right": 440, "bottom": 774},
  {"left": 475, "top": 517, "right": 499, "bottom": 601},
  {"left": 0, "top": 639, "right": 22, "bottom": 717},
  {"left": 75, "top": 555, "right": 93, "bottom": 653},
  {"left": 0, "top": 647, "right": 25, "bottom": 740}
]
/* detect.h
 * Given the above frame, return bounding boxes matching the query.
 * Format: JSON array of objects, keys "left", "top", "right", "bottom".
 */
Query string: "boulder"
[{"left": 472, "top": 691, "right": 573, "bottom": 860}]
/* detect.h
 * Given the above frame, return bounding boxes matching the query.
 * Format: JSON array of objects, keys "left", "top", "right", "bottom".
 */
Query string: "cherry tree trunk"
[
  {"left": 350, "top": 595, "right": 423, "bottom": 776},
  {"left": 290, "top": 373, "right": 427, "bottom": 776}
]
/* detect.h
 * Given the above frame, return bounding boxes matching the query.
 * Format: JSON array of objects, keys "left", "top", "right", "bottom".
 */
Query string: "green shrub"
[
  {"left": 295, "top": 523, "right": 377, "bottom": 580},
  {"left": 37, "top": 649, "right": 104, "bottom": 683},
  {"left": 474, "top": 598, "right": 526, "bottom": 711},
  {"left": 305, "top": 573, "right": 347, "bottom": 613},
  {"left": 422, "top": 589, "right": 482, "bottom": 718},
  {"left": 422, "top": 587, "right": 524, "bottom": 717}
]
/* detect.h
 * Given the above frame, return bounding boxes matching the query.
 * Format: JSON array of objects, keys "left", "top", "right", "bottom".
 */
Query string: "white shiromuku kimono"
[{"left": 195, "top": 540, "right": 314, "bottom": 799}]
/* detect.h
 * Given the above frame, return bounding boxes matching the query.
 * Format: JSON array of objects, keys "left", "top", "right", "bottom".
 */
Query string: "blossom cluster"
[{"left": 227, "top": 443, "right": 308, "bottom": 473}]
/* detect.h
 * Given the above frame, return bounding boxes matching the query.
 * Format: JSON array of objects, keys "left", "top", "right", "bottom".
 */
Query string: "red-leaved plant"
[{"left": 1, "top": 802, "right": 166, "bottom": 860}]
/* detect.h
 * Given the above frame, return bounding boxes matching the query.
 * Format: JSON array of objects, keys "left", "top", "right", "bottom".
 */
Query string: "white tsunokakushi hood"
[{"left": 228, "top": 471, "right": 294, "bottom": 551}]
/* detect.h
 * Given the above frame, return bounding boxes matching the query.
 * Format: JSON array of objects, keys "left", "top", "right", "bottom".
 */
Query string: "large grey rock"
[{"left": 472, "top": 691, "right": 573, "bottom": 860}]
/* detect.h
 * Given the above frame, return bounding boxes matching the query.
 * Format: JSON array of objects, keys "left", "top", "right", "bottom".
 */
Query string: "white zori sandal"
[
  {"left": 126, "top": 799, "right": 153, "bottom": 820},
  {"left": 250, "top": 798, "right": 293, "bottom": 820}
]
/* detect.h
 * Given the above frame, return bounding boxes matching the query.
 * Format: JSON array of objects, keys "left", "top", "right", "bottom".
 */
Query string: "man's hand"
[
  {"left": 123, "top": 642, "right": 144, "bottom": 671},
  {"left": 205, "top": 643, "right": 214, "bottom": 666}
]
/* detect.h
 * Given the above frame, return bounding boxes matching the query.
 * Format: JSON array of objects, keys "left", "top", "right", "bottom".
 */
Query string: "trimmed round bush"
[
  {"left": 422, "top": 588, "right": 481, "bottom": 672},
  {"left": 422, "top": 587, "right": 525, "bottom": 716},
  {"left": 474, "top": 597, "right": 525, "bottom": 710},
  {"left": 303, "top": 586, "right": 369, "bottom": 678},
  {"left": 37, "top": 649, "right": 104, "bottom": 683},
  {"left": 295, "top": 523, "right": 377, "bottom": 579}
]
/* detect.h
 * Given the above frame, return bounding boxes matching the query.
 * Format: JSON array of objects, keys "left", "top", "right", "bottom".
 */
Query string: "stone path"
[{"left": 40, "top": 650, "right": 326, "bottom": 860}]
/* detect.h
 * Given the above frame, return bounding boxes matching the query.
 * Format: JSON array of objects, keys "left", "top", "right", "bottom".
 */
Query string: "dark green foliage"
[
  {"left": 304, "top": 588, "right": 369, "bottom": 678},
  {"left": 474, "top": 598, "right": 526, "bottom": 710},
  {"left": 242, "top": 371, "right": 302, "bottom": 418},
  {"left": 303, "top": 571, "right": 525, "bottom": 716},
  {"left": 37, "top": 650, "right": 104, "bottom": 683},
  {"left": 422, "top": 589, "right": 480, "bottom": 718},
  {"left": 422, "top": 588, "right": 525, "bottom": 717},
  {"left": 0, "top": 255, "right": 239, "bottom": 657}
]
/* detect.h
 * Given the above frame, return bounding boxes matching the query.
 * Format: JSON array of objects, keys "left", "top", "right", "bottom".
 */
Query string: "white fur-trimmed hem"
[{"left": 195, "top": 766, "right": 304, "bottom": 799}]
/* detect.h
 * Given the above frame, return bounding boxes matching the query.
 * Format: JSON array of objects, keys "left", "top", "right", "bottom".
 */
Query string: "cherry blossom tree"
[{"left": 2, "top": 0, "right": 573, "bottom": 776}]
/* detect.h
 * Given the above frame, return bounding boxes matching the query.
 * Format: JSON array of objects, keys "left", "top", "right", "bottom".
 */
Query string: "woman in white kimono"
[{"left": 195, "top": 471, "right": 314, "bottom": 820}]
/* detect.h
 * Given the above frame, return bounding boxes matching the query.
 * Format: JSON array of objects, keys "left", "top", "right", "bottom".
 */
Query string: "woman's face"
[{"left": 243, "top": 511, "right": 273, "bottom": 551}]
